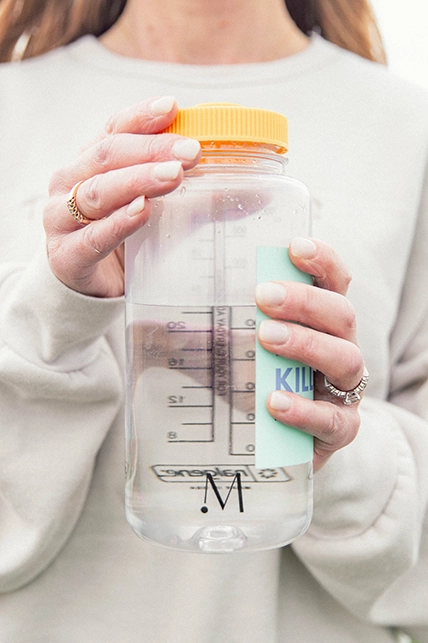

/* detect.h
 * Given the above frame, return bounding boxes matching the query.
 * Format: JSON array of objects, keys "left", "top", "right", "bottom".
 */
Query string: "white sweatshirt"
[{"left": 0, "top": 34, "right": 427, "bottom": 643}]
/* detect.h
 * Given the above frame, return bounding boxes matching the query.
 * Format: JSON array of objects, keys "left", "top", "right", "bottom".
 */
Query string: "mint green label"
[{"left": 256, "top": 247, "right": 314, "bottom": 468}]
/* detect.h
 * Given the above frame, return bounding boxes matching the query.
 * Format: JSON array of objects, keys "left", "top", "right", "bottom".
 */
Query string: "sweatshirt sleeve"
[
  {"left": 292, "top": 165, "right": 428, "bottom": 628},
  {"left": 0, "top": 248, "right": 124, "bottom": 592},
  {"left": 292, "top": 399, "right": 428, "bottom": 623}
]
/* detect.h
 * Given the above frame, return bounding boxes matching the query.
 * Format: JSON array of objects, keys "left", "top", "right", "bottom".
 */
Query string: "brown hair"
[
  {"left": 286, "top": 0, "right": 386, "bottom": 63},
  {"left": 0, "top": 0, "right": 386, "bottom": 64}
]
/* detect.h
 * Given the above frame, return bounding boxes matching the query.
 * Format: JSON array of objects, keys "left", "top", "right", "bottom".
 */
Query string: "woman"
[{"left": 0, "top": 1, "right": 427, "bottom": 642}]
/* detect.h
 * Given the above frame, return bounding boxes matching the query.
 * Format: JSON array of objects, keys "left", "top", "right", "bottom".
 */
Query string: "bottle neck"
[{"left": 197, "top": 141, "right": 288, "bottom": 174}]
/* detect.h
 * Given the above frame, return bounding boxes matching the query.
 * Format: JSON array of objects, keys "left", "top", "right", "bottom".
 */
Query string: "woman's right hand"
[{"left": 43, "top": 96, "right": 201, "bottom": 298}]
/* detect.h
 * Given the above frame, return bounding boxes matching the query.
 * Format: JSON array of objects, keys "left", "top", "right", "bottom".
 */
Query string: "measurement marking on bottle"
[
  {"left": 167, "top": 329, "right": 212, "bottom": 333},
  {"left": 168, "top": 405, "right": 212, "bottom": 409},
  {"left": 181, "top": 422, "right": 213, "bottom": 426},
  {"left": 148, "top": 305, "right": 258, "bottom": 451},
  {"left": 166, "top": 440, "right": 215, "bottom": 444},
  {"left": 231, "top": 422, "right": 254, "bottom": 425},
  {"left": 182, "top": 385, "right": 213, "bottom": 389},
  {"left": 169, "top": 367, "right": 211, "bottom": 370}
]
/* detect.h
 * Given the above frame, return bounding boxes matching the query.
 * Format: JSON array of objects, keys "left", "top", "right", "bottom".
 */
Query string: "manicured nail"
[
  {"left": 151, "top": 96, "right": 176, "bottom": 116},
  {"left": 127, "top": 195, "right": 146, "bottom": 217},
  {"left": 290, "top": 237, "right": 317, "bottom": 259},
  {"left": 259, "top": 320, "right": 289, "bottom": 343},
  {"left": 270, "top": 391, "right": 292, "bottom": 411},
  {"left": 172, "top": 138, "right": 201, "bottom": 161},
  {"left": 256, "top": 282, "right": 286, "bottom": 306},
  {"left": 153, "top": 160, "right": 182, "bottom": 181}
]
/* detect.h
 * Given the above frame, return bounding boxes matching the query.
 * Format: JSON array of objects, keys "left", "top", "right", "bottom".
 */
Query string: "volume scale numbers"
[{"left": 165, "top": 306, "right": 256, "bottom": 455}]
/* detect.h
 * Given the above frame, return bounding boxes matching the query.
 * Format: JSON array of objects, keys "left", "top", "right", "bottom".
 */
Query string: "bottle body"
[{"left": 125, "top": 146, "right": 313, "bottom": 552}]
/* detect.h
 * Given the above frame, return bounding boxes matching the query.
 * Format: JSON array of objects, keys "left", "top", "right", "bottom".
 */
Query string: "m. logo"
[{"left": 201, "top": 472, "right": 245, "bottom": 513}]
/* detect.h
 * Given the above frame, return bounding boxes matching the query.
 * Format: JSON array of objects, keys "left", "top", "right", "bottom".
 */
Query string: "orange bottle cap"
[{"left": 163, "top": 103, "right": 288, "bottom": 153}]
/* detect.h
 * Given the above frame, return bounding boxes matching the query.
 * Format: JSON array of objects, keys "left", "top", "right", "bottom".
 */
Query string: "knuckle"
[
  {"left": 143, "top": 135, "right": 158, "bottom": 159},
  {"left": 299, "top": 325, "right": 317, "bottom": 359},
  {"left": 340, "top": 264, "right": 352, "bottom": 288},
  {"left": 144, "top": 134, "right": 169, "bottom": 161},
  {"left": 322, "top": 406, "right": 348, "bottom": 446},
  {"left": 327, "top": 244, "right": 352, "bottom": 286},
  {"left": 104, "top": 112, "right": 120, "bottom": 135},
  {"left": 93, "top": 137, "right": 115, "bottom": 169},
  {"left": 300, "top": 282, "right": 315, "bottom": 315},
  {"left": 322, "top": 405, "right": 360, "bottom": 450},
  {"left": 122, "top": 168, "right": 144, "bottom": 195},
  {"left": 85, "top": 175, "right": 103, "bottom": 211},
  {"left": 345, "top": 268, "right": 353, "bottom": 286},
  {"left": 341, "top": 297, "right": 357, "bottom": 336},
  {"left": 300, "top": 283, "right": 328, "bottom": 324},
  {"left": 104, "top": 103, "right": 147, "bottom": 136},
  {"left": 347, "top": 344, "right": 364, "bottom": 382}
]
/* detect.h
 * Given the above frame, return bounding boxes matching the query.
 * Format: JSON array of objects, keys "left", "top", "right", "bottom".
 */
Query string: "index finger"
[
  {"left": 104, "top": 95, "right": 179, "bottom": 135},
  {"left": 288, "top": 237, "right": 352, "bottom": 296},
  {"left": 80, "top": 95, "right": 179, "bottom": 153}
]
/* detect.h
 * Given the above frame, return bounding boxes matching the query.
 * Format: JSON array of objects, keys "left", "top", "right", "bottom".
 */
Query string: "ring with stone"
[{"left": 323, "top": 367, "right": 369, "bottom": 405}]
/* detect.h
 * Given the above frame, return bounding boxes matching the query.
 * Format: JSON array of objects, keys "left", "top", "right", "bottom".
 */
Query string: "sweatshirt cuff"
[
  {"left": 1, "top": 248, "right": 124, "bottom": 370},
  {"left": 292, "top": 397, "right": 421, "bottom": 618},
  {"left": 308, "top": 398, "right": 399, "bottom": 538}
]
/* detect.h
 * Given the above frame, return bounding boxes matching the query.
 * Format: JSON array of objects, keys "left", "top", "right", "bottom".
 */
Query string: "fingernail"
[
  {"left": 270, "top": 391, "right": 292, "bottom": 411},
  {"left": 259, "top": 320, "right": 289, "bottom": 343},
  {"left": 256, "top": 282, "right": 286, "bottom": 306},
  {"left": 172, "top": 138, "right": 201, "bottom": 161},
  {"left": 153, "top": 160, "right": 182, "bottom": 181},
  {"left": 151, "top": 96, "right": 176, "bottom": 116},
  {"left": 127, "top": 195, "right": 146, "bottom": 217},
  {"left": 290, "top": 237, "right": 316, "bottom": 259}
]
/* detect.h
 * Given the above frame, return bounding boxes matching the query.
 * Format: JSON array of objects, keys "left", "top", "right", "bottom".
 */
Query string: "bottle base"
[
  {"left": 126, "top": 509, "right": 312, "bottom": 553},
  {"left": 191, "top": 525, "right": 248, "bottom": 552}
]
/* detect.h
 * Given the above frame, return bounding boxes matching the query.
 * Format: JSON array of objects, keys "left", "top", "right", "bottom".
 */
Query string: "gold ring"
[
  {"left": 324, "top": 367, "right": 369, "bottom": 405},
  {"left": 67, "top": 181, "right": 95, "bottom": 225}
]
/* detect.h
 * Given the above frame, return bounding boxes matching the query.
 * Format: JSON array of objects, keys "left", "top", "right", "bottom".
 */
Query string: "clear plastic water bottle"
[{"left": 124, "top": 103, "right": 313, "bottom": 552}]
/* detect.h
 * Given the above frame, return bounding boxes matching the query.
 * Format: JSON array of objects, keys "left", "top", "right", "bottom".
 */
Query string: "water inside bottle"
[{"left": 125, "top": 303, "right": 312, "bottom": 552}]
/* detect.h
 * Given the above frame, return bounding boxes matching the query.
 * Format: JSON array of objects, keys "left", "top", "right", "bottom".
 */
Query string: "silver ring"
[{"left": 324, "top": 367, "right": 369, "bottom": 405}]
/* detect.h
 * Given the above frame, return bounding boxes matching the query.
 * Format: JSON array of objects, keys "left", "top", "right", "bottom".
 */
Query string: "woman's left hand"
[{"left": 256, "top": 237, "right": 365, "bottom": 471}]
